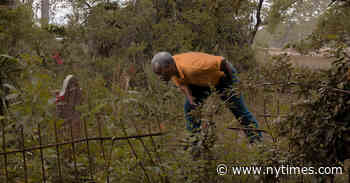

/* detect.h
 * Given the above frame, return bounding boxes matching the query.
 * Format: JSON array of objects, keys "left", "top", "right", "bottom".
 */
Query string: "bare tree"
[
  {"left": 41, "top": 0, "right": 50, "bottom": 24},
  {"left": 250, "top": 0, "right": 265, "bottom": 45}
]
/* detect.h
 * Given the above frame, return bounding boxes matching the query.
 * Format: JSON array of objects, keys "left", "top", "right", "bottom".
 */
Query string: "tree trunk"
[
  {"left": 41, "top": 0, "right": 50, "bottom": 24},
  {"left": 249, "top": 0, "right": 264, "bottom": 45}
]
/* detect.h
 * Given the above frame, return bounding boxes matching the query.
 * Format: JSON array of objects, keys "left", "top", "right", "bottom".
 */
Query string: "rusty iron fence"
[
  {"left": 0, "top": 75, "right": 168, "bottom": 183},
  {"left": 1, "top": 75, "right": 349, "bottom": 183},
  {"left": 0, "top": 122, "right": 166, "bottom": 183}
]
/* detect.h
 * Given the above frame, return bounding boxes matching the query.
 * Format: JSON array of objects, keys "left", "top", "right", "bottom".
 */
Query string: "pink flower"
[{"left": 52, "top": 52, "right": 63, "bottom": 65}]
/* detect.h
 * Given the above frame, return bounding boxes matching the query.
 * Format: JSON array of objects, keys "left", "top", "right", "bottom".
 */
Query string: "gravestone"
[{"left": 56, "top": 75, "right": 82, "bottom": 139}]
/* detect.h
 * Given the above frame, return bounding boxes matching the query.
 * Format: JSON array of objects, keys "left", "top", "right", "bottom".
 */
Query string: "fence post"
[
  {"left": 54, "top": 121, "right": 63, "bottom": 182},
  {"left": 20, "top": 127, "right": 28, "bottom": 183},
  {"left": 105, "top": 139, "right": 115, "bottom": 183},
  {"left": 38, "top": 124, "right": 46, "bottom": 183},
  {"left": 96, "top": 115, "right": 109, "bottom": 183},
  {"left": 1, "top": 120, "right": 8, "bottom": 183},
  {"left": 69, "top": 119, "right": 79, "bottom": 182},
  {"left": 84, "top": 87, "right": 94, "bottom": 181},
  {"left": 121, "top": 125, "right": 153, "bottom": 183}
]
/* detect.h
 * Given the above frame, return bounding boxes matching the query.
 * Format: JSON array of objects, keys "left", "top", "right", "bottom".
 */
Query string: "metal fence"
[
  {"left": 1, "top": 76, "right": 349, "bottom": 183},
  {"left": 0, "top": 75, "right": 167, "bottom": 183},
  {"left": 0, "top": 122, "right": 165, "bottom": 183}
]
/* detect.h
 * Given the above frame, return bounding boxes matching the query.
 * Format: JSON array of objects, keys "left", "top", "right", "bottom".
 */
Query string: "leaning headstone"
[{"left": 56, "top": 75, "right": 82, "bottom": 139}]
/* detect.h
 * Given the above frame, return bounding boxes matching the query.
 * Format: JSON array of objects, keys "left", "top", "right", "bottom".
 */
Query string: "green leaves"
[
  {"left": 283, "top": 48, "right": 350, "bottom": 165},
  {"left": 0, "top": 54, "right": 21, "bottom": 81}
]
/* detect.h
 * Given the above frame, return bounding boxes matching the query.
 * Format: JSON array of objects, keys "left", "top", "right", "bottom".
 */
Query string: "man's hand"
[
  {"left": 189, "top": 100, "right": 197, "bottom": 107},
  {"left": 187, "top": 92, "right": 197, "bottom": 107},
  {"left": 179, "top": 84, "right": 196, "bottom": 107}
]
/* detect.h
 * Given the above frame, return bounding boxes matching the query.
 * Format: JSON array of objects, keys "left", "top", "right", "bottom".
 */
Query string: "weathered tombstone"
[{"left": 56, "top": 75, "right": 82, "bottom": 139}]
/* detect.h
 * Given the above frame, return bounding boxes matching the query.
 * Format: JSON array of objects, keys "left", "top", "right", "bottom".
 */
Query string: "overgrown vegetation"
[{"left": 0, "top": 0, "right": 350, "bottom": 182}]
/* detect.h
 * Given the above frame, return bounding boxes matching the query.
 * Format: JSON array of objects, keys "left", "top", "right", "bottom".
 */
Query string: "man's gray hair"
[{"left": 151, "top": 52, "right": 174, "bottom": 70}]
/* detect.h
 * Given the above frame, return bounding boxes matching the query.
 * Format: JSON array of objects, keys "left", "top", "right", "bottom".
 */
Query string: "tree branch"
[{"left": 249, "top": 0, "right": 264, "bottom": 45}]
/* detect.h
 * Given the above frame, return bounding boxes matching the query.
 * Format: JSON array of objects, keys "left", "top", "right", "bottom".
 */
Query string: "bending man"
[{"left": 151, "top": 52, "right": 262, "bottom": 143}]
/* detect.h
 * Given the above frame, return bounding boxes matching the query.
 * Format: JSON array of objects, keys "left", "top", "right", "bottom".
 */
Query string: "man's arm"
[
  {"left": 220, "top": 59, "right": 234, "bottom": 82},
  {"left": 178, "top": 84, "right": 196, "bottom": 106}
]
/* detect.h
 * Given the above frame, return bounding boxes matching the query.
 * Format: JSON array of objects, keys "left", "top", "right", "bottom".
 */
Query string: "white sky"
[
  {"left": 34, "top": 0, "right": 122, "bottom": 25},
  {"left": 33, "top": 0, "right": 72, "bottom": 25},
  {"left": 52, "top": 7, "right": 71, "bottom": 24},
  {"left": 32, "top": 0, "right": 269, "bottom": 25}
]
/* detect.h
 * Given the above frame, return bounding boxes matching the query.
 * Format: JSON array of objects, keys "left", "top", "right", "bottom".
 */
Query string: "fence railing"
[
  {"left": 0, "top": 75, "right": 169, "bottom": 183},
  {"left": 1, "top": 76, "right": 349, "bottom": 183},
  {"left": 0, "top": 122, "right": 166, "bottom": 183}
]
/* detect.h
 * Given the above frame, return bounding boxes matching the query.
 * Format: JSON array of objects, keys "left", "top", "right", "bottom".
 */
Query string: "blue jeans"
[{"left": 184, "top": 67, "right": 262, "bottom": 142}]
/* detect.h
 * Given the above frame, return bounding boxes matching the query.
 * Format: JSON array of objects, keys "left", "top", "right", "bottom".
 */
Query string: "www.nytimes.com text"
[{"left": 216, "top": 164, "right": 343, "bottom": 177}]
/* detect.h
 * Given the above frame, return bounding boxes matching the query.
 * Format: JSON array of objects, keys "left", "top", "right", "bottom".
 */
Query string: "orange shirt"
[{"left": 171, "top": 52, "right": 225, "bottom": 87}]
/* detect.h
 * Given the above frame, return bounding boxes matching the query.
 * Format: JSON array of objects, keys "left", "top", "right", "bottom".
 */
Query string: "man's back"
[{"left": 172, "top": 52, "right": 225, "bottom": 87}]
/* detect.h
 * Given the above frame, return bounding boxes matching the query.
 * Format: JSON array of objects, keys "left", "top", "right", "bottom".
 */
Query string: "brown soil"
[{"left": 257, "top": 48, "right": 333, "bottom": 70}]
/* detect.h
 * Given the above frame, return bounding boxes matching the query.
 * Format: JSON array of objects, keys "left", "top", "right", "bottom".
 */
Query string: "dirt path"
[
  {"left": 257, "top": 48, "right": 333, "bottom": 70},
  {"left": 288, "top": 55, "right": 332, "bottom": 69}
]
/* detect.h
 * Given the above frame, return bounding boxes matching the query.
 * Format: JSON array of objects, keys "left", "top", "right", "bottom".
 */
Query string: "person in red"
[{"left": 151, "top": 52, "right": 262, "bottom": 143}]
